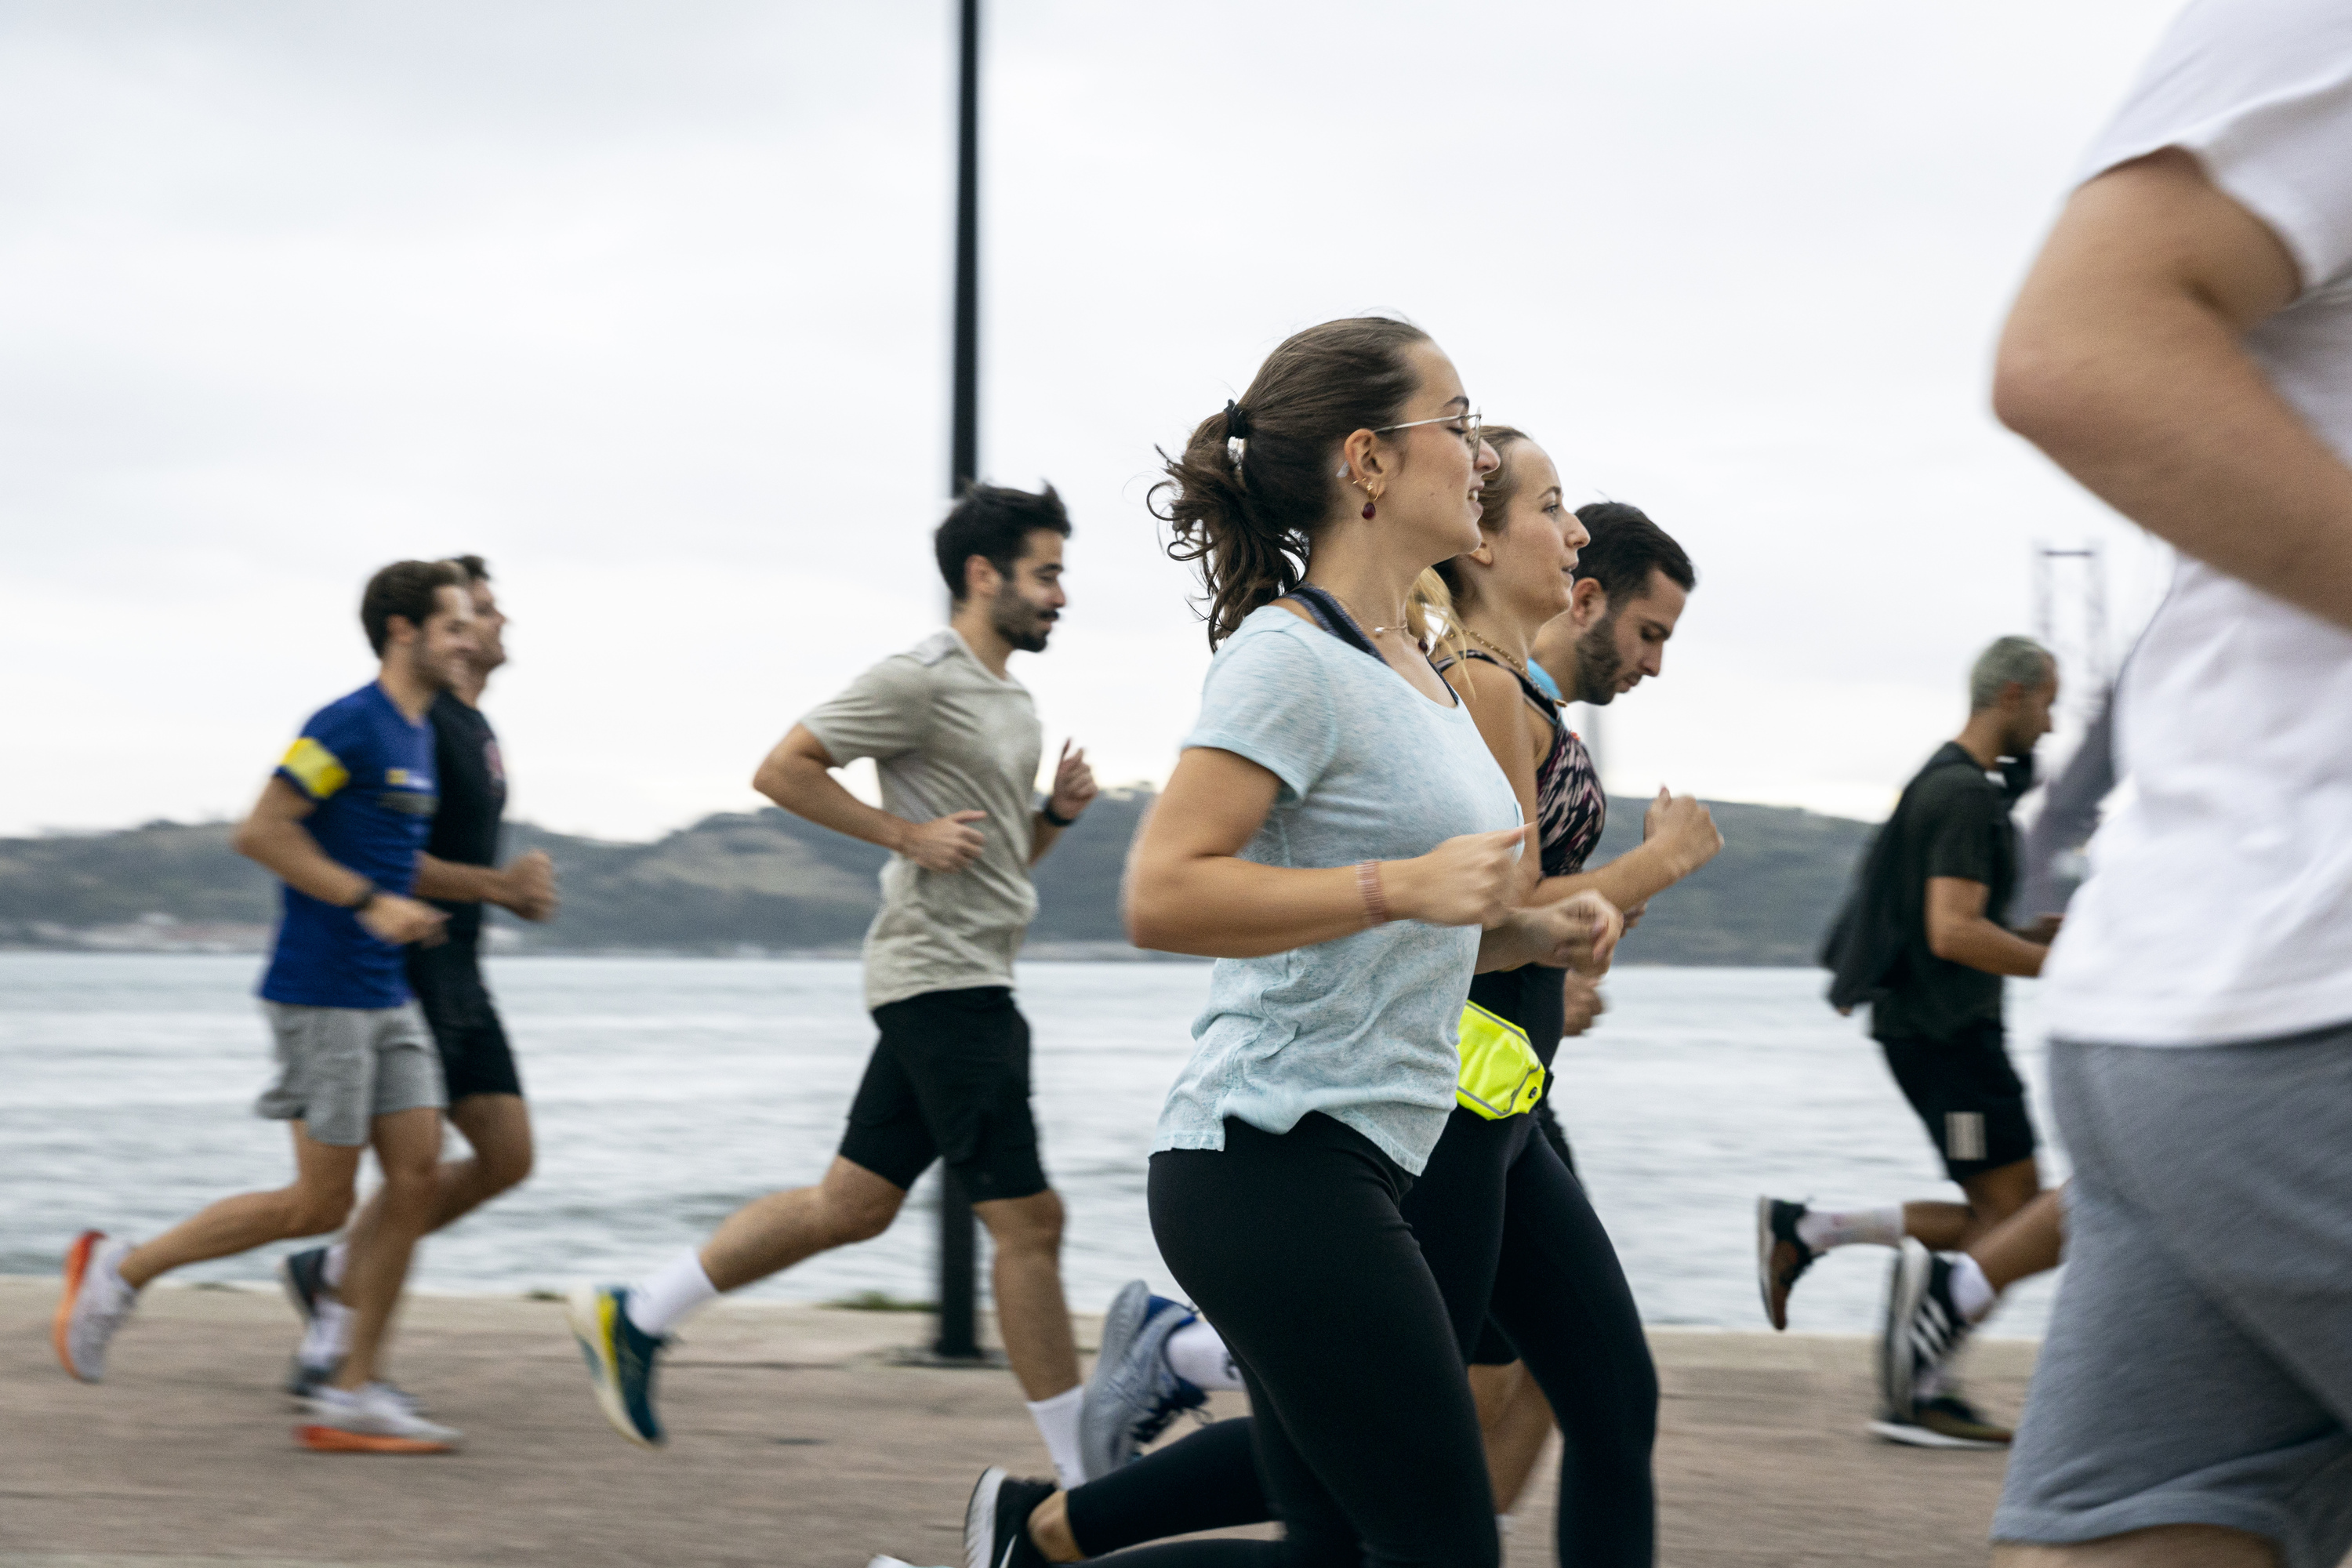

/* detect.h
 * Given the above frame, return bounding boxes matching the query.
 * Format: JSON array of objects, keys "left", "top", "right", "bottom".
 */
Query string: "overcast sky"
[{"left": 1, "top": 0, "right": 2185, "bottom": 840}]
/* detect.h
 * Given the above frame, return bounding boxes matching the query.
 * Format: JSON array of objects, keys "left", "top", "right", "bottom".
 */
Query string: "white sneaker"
[
  {"left": 53, "top": 1231, "right": 137, "bottom": 1383},
  {"left": 297, "top": 1381, "right": 463, "bottom": 1453}
]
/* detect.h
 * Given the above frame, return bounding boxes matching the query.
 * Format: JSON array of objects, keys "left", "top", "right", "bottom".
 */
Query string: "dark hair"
[
  {"left": 361, "top": 561, "right": 464, "bottom": 655},
  {"left": 1154, "top": 317, "right": 1430, "bottom": 645},
  {"left": 446, "top": 554, "right": 490, "bottom": 585},
  {"left": 1432, "top": 424, "right": 1532, "bottom": 611},
  {"left": 1571, "top": 501, "right": 1695, "bottom": 608},
  {"left": 934, "top": 484, "right": 1072, "bottom": 603}
]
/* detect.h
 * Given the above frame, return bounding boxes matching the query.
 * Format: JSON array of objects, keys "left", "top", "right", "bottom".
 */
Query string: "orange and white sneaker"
[
  {"left": 296, "top": 1382, "right": 462, "bottom": 1454},
  {"left": 54, "top": 1230, "right": 137, "bottom": 1383}
]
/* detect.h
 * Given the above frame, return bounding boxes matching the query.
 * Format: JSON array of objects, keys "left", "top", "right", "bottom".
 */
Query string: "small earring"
[{"left": 1361, "top": 498, "right": 1377, "bottom": 521}]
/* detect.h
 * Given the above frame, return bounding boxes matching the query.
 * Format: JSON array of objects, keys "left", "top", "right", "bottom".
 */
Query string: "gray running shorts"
[
  {"left": 1994, "top": 1022, "right": 2352, "bottom": 1568},
  {"left": 255, "top": 1001, "right": 446, "bottom": 1149}
]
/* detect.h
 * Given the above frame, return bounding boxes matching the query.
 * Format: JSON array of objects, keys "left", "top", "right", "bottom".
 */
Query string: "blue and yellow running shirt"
[{"left": 258, "top": 682, "right": 439, "bottom": 1009}]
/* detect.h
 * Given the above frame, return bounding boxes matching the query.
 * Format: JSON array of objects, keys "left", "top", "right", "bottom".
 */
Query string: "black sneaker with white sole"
[
  {"left": 964, "top": 1465, "right": 1055, "bottom": 1568},
  {"left": 1868, "top": 1393, "right": 2013, "bottom": 1450},
  {"left": 1880, "top": 1238, "right": 1971, "bottom": 1425}
]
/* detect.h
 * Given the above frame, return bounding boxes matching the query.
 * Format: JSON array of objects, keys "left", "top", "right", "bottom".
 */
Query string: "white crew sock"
[
  {"left": 302, "top": 1299, "right": 354, "bottom": 1366},
  {"left": 626, "top": 1250, "right": 720, "bottom": 1338},
  {"left": 1163, "top": 1316, "right": 1247, "bottom": 1392},
  {"left": 1026, "top": 1385, "right": 1087, "bottom": 1490},
  {"left": 1497, "top": 1515, "right": 1515, "bottom": 1538},
  {"left": 323, "top": 1241, "right": 350, "bottom": 1290},
  {"left": 1795, "top": 1203, "right": 1904, "bottom": 1252},
  {"left": 1949, "top": 1253, "right": 1997, "bottom": 1324}
]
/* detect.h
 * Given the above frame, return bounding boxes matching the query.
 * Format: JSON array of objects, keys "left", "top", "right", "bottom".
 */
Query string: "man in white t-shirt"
[{"left": 1988, "top": 2, "right": 2352, "bottom": 1564}]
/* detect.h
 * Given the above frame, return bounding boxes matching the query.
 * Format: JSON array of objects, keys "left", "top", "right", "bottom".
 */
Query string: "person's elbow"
[
  {"left": 230, "top": 813, "right": 271, "bottom": 863},
  {"left": 1925, "top": 916, "right": 1967, "bottom": 964},
  {"left": 1121, "top": 862, "right": 1181, "bottom": 952},
  {"left": 1991, "top": 312, "right": 2102, "bottom": 456}
]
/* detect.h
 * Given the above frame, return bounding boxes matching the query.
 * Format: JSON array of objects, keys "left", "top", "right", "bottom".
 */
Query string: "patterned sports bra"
[{"left": 1438, "top": 649, "right": 1606, "bottom": 879}]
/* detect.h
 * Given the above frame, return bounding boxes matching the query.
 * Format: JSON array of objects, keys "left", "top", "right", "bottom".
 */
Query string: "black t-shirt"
[
  {"left": 423, "top": 691, "right": 506, "bottom": 946},
  {"left": 1869, "top": 742, "right": 2018, "bottom": 1042}
]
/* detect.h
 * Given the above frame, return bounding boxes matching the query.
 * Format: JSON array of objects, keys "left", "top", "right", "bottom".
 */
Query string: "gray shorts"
[
  {"left": 255, "top": 1001, "right": 446, "bottom": 1148},
  {"left": 1994, "top": 1023, "right": 2352, "bottom": 1568}
]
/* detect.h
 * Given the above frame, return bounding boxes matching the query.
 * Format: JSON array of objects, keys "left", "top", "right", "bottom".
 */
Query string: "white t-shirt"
[{"left": 2042, "top": 0, "right": 2352, "bottom": 1046}]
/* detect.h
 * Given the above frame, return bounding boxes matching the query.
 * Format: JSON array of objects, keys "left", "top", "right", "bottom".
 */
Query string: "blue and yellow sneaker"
[{"left": 566, "top": 1283, "right": 668, "bottom": 1447}]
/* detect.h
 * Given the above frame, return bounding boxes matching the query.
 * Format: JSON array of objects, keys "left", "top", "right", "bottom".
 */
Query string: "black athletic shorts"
[
  {"left": 837, "top": 985, "right": 1048, "bottom": 1202},
  {"left": 1878, "top": 1018, "right": 2036, "bottom": 1183},
  {"left": 405, "top": 939, "right": 524, "bottom": 1103}
]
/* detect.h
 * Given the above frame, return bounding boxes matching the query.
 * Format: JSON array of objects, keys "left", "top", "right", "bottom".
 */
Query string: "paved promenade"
[{"left": 4, "top": 1276, "right": 2034, "bottom": 1568}]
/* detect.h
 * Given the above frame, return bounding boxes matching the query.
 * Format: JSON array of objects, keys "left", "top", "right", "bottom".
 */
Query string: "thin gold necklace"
[{"left": 1458, "top": 623, "right": 1530, "bottom": 677}]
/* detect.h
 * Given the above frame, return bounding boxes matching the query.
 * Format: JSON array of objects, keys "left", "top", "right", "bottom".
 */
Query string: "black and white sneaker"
[
  {"left": 963, "top": 1465, "right": 1054, "bottom": 1568},
  {"left": 1881, "top": 1238, "right": 1970, "bottom": 1425},
  {"left": 1755, "top": 1197, "right": 1819, "bottom": 1332}
]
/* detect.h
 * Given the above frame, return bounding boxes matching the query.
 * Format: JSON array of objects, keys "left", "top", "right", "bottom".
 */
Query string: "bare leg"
[
  {"left": 1026, "top": 1492, "right": 1083, "bottom": 1563},
  {"left": 118, "top": 1128, "right": 361, "bottom": 1290},
  {"left": 340, "top": 1092, "right": 534, "bottom": 1245},
  {"left": 977, "top": 1189, "right": 1080, "bottom": 1399},
  {"left": 1470, "top": 1359, "right": 1558, "bottom": 1513},
  {"left": 1992, "top": 1524, "right": 2278, "bottom": 1567},
  {"left": 1905, "top": 1156, "right": 2043, "bottom": 1250},
  {"left": 697, "top": 1156, "right": 906, "bottom": 1291},
  {"left": 332, "top": 1105, "right": 442, "bottom": 1390},
  {"left": 1973, "top": 1186, "right": 2067, "bottom": 1292}
]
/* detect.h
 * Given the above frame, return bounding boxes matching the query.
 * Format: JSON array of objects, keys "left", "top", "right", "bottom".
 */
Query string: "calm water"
[{"left": 0, "top": 953, "right": 2063, "bottom": 1337}]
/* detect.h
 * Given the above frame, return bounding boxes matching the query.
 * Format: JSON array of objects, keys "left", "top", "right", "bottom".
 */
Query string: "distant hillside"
[{"left": 0, "top": 791, "right": 1874, "bottom": 966}]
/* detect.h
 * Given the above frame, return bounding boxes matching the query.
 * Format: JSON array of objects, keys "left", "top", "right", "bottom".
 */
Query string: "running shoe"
[
  {"left": 279, "top": 1245, "right": 332, "bottom": 1324},
  {"left": 1868, "top": 1394, "right": 2013, "bottom": 1450},
  {"left": 1755, "top": 1196, "right": 1819, "bottom": 1332},
  {"left": 296, "top": 1381, "right": 462, "bottom": 1454},
  {"left": 285, "top": 1357, "right": 425, "bottom": 1414},
  {"left": 54, "top": 1230, "right": 136, "bottom": 1384},
  {"left": 1078, "top": 1280, "right": 1207, "bottom": 1479},
  {"left": 1880, "top": 1238, "right": 1971, "bottom": 1425},
  {"left": 964, "top": 1465, "right": 1054, "bottom": 1568},
  {"left": 566, "top": 1283, "right": 668, "bottom": 1448}
]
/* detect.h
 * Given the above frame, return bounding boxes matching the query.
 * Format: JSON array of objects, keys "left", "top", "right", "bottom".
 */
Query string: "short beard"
[
  {"left": 991, "top": 586, "right": 1051, "bottom": 654},
  {"left": 408, "top": 640, "right": 456, "bottom": 694},
  {"left": 1571, "top": 612, "right": 1623, "bottom": 706}
]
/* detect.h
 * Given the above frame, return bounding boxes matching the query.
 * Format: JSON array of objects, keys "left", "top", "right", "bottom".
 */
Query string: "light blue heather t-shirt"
[{"left": 1152, "top": 605, "right": 1522, "bottom": 1175}]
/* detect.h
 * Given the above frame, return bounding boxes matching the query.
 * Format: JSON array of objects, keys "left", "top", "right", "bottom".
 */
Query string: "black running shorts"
[
  {"left": 405, "top": 939, "right": 524, "bottom": 1103},
  {"left": 1878, "top": 1018, "right": 2035, "bottom": 1183},
  {"left": 837, "top": 985, "right": 1048, "bottom": 1202}
]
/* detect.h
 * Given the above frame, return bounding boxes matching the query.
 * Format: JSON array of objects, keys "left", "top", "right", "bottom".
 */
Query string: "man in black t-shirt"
[
  {"left": 278, "top": 557, "right": 560, "bottom": 1392},
  {"left": 1759, "top": 637, "right": 2062, "bottom": 1448}
]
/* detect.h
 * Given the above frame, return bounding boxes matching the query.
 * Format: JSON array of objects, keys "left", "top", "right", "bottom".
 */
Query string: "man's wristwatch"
[
  {"left": 347, "top": 881, "right": 383, "bottom": 915},
  {"left": 1040, "top": 800, "right": 1078, "bottom": 828}
]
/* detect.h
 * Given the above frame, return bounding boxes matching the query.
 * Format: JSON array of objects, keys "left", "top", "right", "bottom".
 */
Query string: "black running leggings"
[
  {"left": 1093, "top": 1114, "right": 1500, "bottom": 1568},
  {"left": 1066, "top": 1108, "right": 1656, "bottom": 1566}
]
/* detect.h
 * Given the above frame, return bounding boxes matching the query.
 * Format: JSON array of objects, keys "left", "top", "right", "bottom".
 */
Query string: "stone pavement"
[{"left": 3, "top": 1276, "right": 2036, "bottom": 1568}]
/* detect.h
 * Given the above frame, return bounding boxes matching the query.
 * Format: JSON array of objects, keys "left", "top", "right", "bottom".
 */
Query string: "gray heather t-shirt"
[
  {"left": 1152, "top": 606, "right": 1523, "bottom": 1176},
  {"left": 800, "top": 630, "right": 1043, "bottom": 1011}
]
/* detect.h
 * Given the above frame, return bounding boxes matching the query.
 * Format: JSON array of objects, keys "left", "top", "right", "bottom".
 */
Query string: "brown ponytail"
[{"left": 1152, "top": 317, "right": 1430, "bottom": 646}]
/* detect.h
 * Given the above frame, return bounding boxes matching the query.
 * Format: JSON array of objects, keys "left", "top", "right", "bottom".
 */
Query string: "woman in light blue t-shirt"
[{"left": 1087, "top": 318, "right": 1618, "bottom": 1568}]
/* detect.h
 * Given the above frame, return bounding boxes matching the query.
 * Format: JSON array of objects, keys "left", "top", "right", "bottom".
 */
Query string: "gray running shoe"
[
  {"left": 53, "top": 1231, "right": 136, "bottom": 1384},
  {"left": 1077, "top": 1280, "right": 1207, "bottom": 1481},
  {"left": 297, "top": 1381, "right": 460, "bottom": 1454}
]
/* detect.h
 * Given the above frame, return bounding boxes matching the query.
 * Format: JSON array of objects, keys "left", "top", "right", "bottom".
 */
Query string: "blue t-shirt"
[
  {"left": 258, "top": 683, "right": 439, "bottom": 1010},
  {"left": 1152, "top": 608, "right": 1523, "bottom": 1175}
]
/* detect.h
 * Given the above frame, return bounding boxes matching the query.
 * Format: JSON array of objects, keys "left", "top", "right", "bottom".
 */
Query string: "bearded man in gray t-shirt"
[{"left": 564, "top": 484, "right": 1102, "bottom": 1489}]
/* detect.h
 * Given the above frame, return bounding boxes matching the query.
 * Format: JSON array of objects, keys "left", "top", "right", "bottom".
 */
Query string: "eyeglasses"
[{"left": 1373, "top": 411, "right": 1483, "bottom": 456}]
